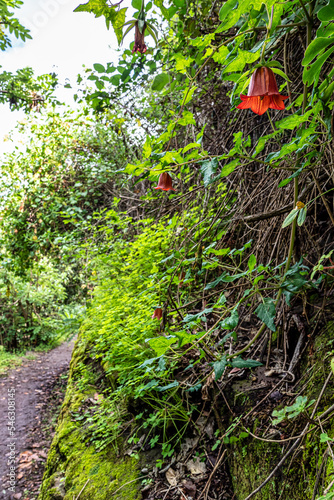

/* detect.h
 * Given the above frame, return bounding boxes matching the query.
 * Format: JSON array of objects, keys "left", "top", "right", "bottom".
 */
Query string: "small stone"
[{"left": 270, "top": 391, "right": 283, "bottom": 400}]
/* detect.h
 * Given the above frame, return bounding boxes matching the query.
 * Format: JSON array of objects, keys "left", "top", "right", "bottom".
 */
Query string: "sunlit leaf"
[
  {"left": 297, "top": 207, "right": 307, "bottom": 226},
  {"left": 282, "top": 209, "right": 298, "bottom": 228}
]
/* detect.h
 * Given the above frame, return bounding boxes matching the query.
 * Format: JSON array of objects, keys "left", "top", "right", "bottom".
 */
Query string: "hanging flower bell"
[
  {"left": 121, "top": 0, "right": 159, "bottom": 54},
  {"left": 154, "top": 172, "right": 175, "bottom": 191},
  {"left": 152, "top": 307, "right": 163, "bottom": 320},
  {"left": 237, "top": 66, "right": 288, "bottom": 115},
  {"left": 132, "top": 21, "right": 147, "bottom": 54}
]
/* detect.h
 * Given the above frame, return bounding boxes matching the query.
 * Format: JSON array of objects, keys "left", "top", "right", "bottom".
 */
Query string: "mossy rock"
[{"left": 39, "top": 417, "right": 140, "bottom": 500}]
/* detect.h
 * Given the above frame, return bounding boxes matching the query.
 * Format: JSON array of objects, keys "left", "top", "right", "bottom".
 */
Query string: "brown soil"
[{"left": 0, "top": 338, "right": 76, "bottom": 500}]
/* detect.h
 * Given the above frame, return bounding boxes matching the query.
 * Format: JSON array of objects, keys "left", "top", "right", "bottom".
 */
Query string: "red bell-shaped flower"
[
  {"left": 154, "top": 172, "right": 175, "bottom": 192},
  {"left": 237, "top": 67, "right": 288, "bottom": 115},
  {"left": 152, "top": 307, "right": 163, "bottom": 320},
  {"left": 132, "top": 21, "right": 147, "bottom": 54}
]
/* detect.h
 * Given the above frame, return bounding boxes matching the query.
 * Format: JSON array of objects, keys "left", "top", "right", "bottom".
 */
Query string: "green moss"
[
  {"left": 40, "top": 415, "right": 140, "bottom": 500},
  {"left": 229, "top": 440, "right": 280, "bottom": 499}
]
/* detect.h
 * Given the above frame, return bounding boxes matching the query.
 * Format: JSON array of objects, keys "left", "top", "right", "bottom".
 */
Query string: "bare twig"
[
  {"left": 197, "top": 448, "right": 227, "bottom": 500},
  {"left": 74, "top": 479, "right": 90, "bottom": 500}
]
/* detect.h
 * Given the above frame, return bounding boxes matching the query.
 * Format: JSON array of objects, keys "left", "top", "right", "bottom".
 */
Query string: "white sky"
[{"left": 0, "top": 0, "right": 133, "bottom": 153}]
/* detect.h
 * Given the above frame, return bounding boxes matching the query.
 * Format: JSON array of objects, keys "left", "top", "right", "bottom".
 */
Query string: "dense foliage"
[
  {"left": 0, "top": 1, "right": 57, "bottom": 109},
  {"left": 0, "top": 107, "right": 139, "bottom": 349}
]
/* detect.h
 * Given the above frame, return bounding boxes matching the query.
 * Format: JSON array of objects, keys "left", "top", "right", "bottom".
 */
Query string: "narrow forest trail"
[{"left": 0, "top": 338, "right": 76, "bottom": 500}]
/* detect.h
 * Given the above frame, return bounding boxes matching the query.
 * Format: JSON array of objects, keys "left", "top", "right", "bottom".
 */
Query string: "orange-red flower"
[
  {"left": 237, "top": 67, "right": 288, "bottom": 115},
  {"left": 154, "top": 172, "right": 175, "bottom": 192},
  {"left": 152, "top": 307, "right": 163, "bottom": 320},
  {"left": 132, "top": 21, "right": 147, "bottom": 54}
]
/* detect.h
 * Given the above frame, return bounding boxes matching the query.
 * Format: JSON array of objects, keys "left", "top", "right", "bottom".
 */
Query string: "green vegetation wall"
[{"left": 5, "top": 0, "right": 333, "bottom": 498}]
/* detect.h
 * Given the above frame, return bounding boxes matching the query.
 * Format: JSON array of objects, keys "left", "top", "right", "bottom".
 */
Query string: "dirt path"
[{"left": 0, "top": 338, "right": 76, "bottom": 500}]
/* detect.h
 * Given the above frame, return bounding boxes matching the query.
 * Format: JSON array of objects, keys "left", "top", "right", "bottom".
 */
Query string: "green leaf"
[
  {"left": 74, "top": 0, "right": 100, "bottom": 13},
  {"left": 143, "top": 139, "right": 152, "bottom": 159},
  {"left": 183, "top": 142, "right": 201, "bottom": 154},
  {"left": 276, "top": 109, "right": 313, "bottom": 130},
  {"left": 156, "top": 381, "right": 179, "bottom": 391},
  {"left": 281, "top": 262, "right": 309, "bottom": 306},
  {"left": 220, "top": 307, "right": 239, "bottom": 330},
  {"left": 183, "top": 308, "right": 213, "bottom": 324},
  {"left": 175, "top": 331, "right": 201, "bottom": 348},
  {"left": 219, "top": 331, "right": 236, "bottom": 344},
  {"left": 178, "top": 111, "right": 196, "bottom": 126},
  {"left": 318, "top": 0, "right": 334, "bottom": 21},
  {"left": 180, "top": 86, "right": 197, "bottom": 106},
  {"left": 111, "top": 8, "right": 127, "bottom": 44},
  {"left": 75, "top": 1, "right": 126, "bottom": 43},
  {"left": 223, "top": 49, "right": 261, "bottom": 74},
  {"left": 93, "top": 63, "right": 105, "bottom": 73},
  {"left": 212, "top": 45, "right": 229, "bottom": 64},
  {"left": 255, "top": 298, "right": 276, "bottom": 332},
  {"left": 282, "top": 209, "right": 298, "bottom": 228},
  {"left": 231, "top": 357, "right": 263, "bottom": 369},
  {"left": 320, "top": 80, "right": 334, "bottom": 103},
  {"left": 270, "top": 67, "right": 291, "bottom": 82},
  {"left": 213, "top": 356, "right": 227, "bottom": 380},
  {"left": 218, "top": 0, "right": 238, "bottom": 22},
  {"left": 216, "top": 294, "right": 228, "bottom": 307},
  {"left": 174, "top": 53, "right": 192, "bottom": 73},
  {"left": 303, "top": 45, "right": 334, "bottom": 86},
  {"left": 297, "top": 207, "right": 307, "bottom": 226},
  {"left": 266, "top": 60, "right": 283, "bottom": 68},
  {"left": 190, "top": 33, "right": 215, "bottom": 50},
  {"left": 320, "top": 432, "right": 333, "bottom": 443},
  {"left": 151, "top": 73, "right": 170, "bottom": 91},
  {"left": 247, "top": 254, "right": 256, "bottom": 272},
  {"left": 132, "top": 0, "right": 142, "bottom": 9},
  {"left": 200, "top": 158, "right": 219, "bottom": 187},
  {"left": 302, "top": 37, "right": 334, "bottom": 65},
  {"left": 205, "top": 273, "right": 229, "bottom": 290},
  {"left": 111, "top": 74, "right": 121, "bottom": 86},
  {"left": 278, "top": 167, "right": 303, "bottom": 188},
  {"left": 218, "top": 0, "right": 253, "bottom": 30},
  {"left": 145, "top": 24, "right": 158, "bottom": 45},
  {"left": 209, "top": 248, "right": 230, "bottom": 257},
  {"left": 220, "top": 159, "right": 239, "bottom": 178},
  {"left": 272, "top": 407, "right": 287, "bottom": 425},
  {"left": 148, "top": 336, "right": 177, "bottom": 356},
  {"left": 253, "top": 274, "right": 265, "bottom": 285}
]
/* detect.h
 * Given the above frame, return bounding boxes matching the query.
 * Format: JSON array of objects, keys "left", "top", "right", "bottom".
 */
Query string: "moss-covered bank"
[
  {"left": 40, "top": 322, "right": 334, "bottom": 500},
  {"left": 38, "top": 336, "right": 141, "bottom": 500}
]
